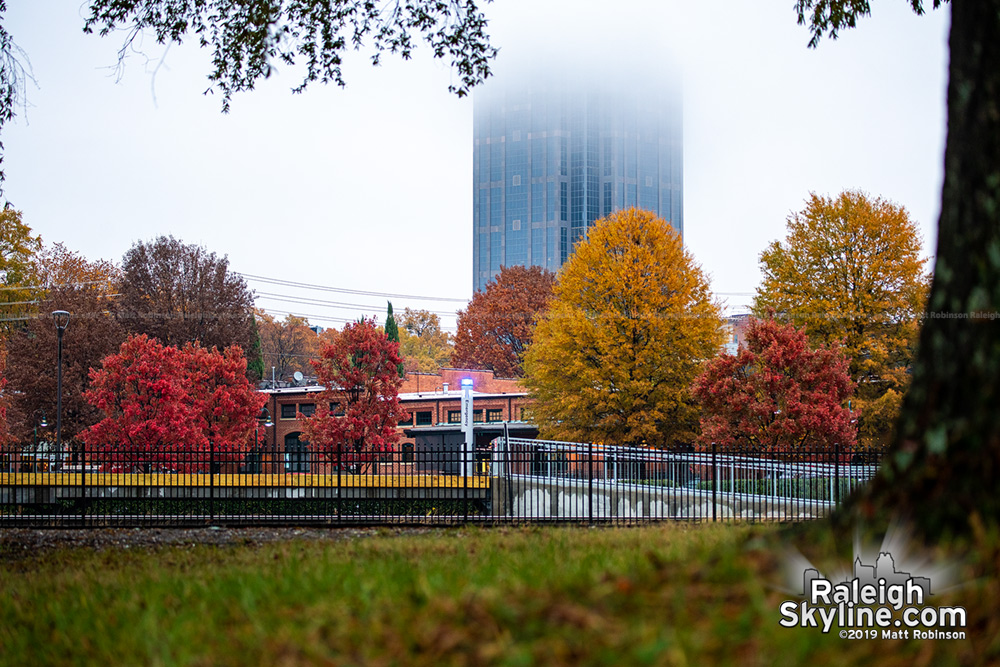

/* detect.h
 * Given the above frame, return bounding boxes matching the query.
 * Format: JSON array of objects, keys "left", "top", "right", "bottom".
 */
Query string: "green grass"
[{"left": 0, "top": 523, "right": 996, "bottom": 665}]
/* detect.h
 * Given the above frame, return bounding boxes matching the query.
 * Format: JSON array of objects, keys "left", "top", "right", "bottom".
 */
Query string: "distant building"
[
  {"left": 723, "top": 313, "right": 752, "bottom": 355},
  {"left": 256, "top": 368, "right": 535, "bottom": 473},
  {"left": 472, "top": 70, "right": 683, "bottom": 292}
]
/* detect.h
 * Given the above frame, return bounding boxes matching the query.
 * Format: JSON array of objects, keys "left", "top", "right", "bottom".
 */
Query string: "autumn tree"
[
  {"left": 452, "top": 265, "right": 555, "bottom": 378},
  {"left": 753, "top": 190, "right": 928, "bottom": 447},
  {"left": 794, "top": 1, "right": 1000, "bottom": 540},
  {"left": 384, "top": 302, "right": 404, "bottom": 377},
  {"left": 118, "top": 236, "right": 256, "bottom": 355},
  {"left": 181, "top": 342, "right": 268, "bottom": 458},
  {"left": 84, "top": 335, "right": 264, "bottom": 472},
  {"left": 0, "top": 344, "right": 8, "bottom": 449},
  {"left": 6, "top": 283, "right": 126, "bottom": 448},
  {"left": 257, "top": 312, "right": 319, "bottom": 382},
  {"left": 36, "top": 242, "right": 121, "bottom": 293},
  {"left": 397, "top": 308, "right": 453, "bottom": 374},
  {"left": 694, "top": 318, "right": 855, "bottom": 453},
  {"left": 302, "top": 318, "right": 407, "bottom": 473},
  {"left": 0, "top": 207, "right": 40, "bottom": 335},
  {"left": 525, "top": 208, "right": 724, "bottom": 449}
]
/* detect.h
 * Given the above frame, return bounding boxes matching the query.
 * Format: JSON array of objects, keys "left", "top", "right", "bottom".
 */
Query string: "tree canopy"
[
  {"left": 452, "top": 265, "right": 555, "bottom": 378},
  {"left": 257, "top": 312, "right": 319, "bottom": 382},
  {"left": 0, "top": 0, "right": 498, "bottom": 194},
  {"left": 525, "top": 208, "right": 724, "bottom": 449},
  {"left": 694, "top": 318, "right": 855, "bottom": 453},
  {"left": 0, "top": 207, "right": 40, "bottom": 335},
  {"left": 753, "top": 190, "right": 928, "bottom": 447},
  {"left": 118, "top": 236, "right": 256, "bottom": 355},
  {"left": 302, "top": 318, "right": 406, "bottom": 473},
  {"left": 397, "top": 307, "right": 452, "bottom": 374},
  {"left": 84, "top": 335, "right": 264, "bottom": 472},
  {"left": 6, "top": 284, "right": 126, "bottom": 448}
]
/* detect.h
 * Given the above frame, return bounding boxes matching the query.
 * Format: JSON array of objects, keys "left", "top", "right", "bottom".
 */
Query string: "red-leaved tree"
[
  {"left": 451, "top": 265, "right": 555, "bottom": 377},
  {"left": 84, "top": 335, "right": 265, "bottom": 472},
  {"left": 0, "top": 345, "right": 9, "bottom": 451},
  {"left": 182, "top": 342, "right": 268, "bottom": 463},
  {"left": 693, "top": 318, "right": 855, "bottom": 453},
  {"left": 302, "top": 318, "right": 407, "bottom": 473}
]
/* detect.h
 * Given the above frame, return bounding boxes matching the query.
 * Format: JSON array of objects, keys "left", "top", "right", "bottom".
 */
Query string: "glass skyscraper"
[{"left": 472, "top": 72, "right": 683, "bottom": 292}]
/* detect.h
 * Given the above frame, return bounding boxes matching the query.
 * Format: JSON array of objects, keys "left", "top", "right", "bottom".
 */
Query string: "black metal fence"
[{"left": 0, "top": 437, "right": 885, "bottom": 527}]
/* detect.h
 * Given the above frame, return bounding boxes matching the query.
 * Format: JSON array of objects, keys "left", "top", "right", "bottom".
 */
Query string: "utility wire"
[{"left": 239, "top": 272, "right": 469, "bottom": 303}]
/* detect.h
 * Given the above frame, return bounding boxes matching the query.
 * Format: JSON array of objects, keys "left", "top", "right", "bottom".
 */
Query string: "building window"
[
  {"left": 512, "top": 174, "right": 521, "bottom": 186},
  {"left": 448, "top": 410, "right": 462, "bottom": 424},
  {"left": 398, "top": 412, "right": 413, "bottom": 426},
  {"left": 298, "top": 403, "right": 316, "bottom": 417},
  {"left": 512, "top": 219, "right": 521, "bottom": 231},
  {"left": 329, "top": 402, "right": 345, "bottom": 417},
  {"left": 473, "top": 409, "right": 484, "bottom": 423},
  {"left": 402, "top": 442, "right": 414, "bottom": 462},
  {"left": 486, "top": 409, "right": 503, "bottom": 423},
  {"left": 280, "top": 404, "right": 297, "bottom": 420},
  {"left": 415, "top": 411, "right": 433, "bottom": 426}
]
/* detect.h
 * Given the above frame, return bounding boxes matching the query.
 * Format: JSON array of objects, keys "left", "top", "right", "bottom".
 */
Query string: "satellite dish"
[{"left": 293, "top": 371, "right": 304, "bottom": 384}]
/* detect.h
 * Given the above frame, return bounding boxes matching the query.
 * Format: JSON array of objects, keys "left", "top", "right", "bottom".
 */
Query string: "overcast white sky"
[{"left": 3, "top": 1, "right": 949, "bottom": 331}]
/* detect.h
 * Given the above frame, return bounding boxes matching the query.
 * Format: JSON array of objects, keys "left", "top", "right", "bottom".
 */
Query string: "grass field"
[{"left": 0, "top": 522, "right": 997, "bottom": 665}]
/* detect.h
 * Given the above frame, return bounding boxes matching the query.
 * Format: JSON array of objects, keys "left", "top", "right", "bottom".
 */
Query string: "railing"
[{"left": 0, "top": 438, "right": 884, "bottom": 527}]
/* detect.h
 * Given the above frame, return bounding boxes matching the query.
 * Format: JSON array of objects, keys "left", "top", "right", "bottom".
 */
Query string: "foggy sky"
[{"left": 3, "top": 1, "right": 949, "bottom": 330}]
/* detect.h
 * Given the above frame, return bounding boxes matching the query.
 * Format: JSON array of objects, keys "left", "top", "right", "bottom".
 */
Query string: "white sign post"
[{"left": 461, "top": 378, "right": 474, "bottom": 478}]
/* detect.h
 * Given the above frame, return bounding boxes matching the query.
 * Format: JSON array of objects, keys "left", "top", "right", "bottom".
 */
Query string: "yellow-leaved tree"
[
  {"left": 524, "top": 208, "right": 723, "bottom": 448},
  {"left": 753, "top": 190, "right": 929, "bottom": 448}
]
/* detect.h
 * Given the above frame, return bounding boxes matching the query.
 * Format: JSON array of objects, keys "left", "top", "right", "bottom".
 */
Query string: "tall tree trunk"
[{"left": 850, "top": 0, "right": 1000, "bottom": 538}]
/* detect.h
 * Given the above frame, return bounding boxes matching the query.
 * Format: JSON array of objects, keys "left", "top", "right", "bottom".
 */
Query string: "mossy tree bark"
[{"left": 850, "top": 0, "right": 1000, "bottom": 538}]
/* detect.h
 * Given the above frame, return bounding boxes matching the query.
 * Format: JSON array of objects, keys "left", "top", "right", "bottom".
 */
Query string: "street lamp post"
[{"left": 52, "top": 311, "right": 70, "bottom": 467}]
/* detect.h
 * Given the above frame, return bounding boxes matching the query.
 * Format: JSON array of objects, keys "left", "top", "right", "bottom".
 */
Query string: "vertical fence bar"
[
  {"left": 588, "top": 441, "right": 594, "bottom": 523},
  {"left": 711, "top": 442, "right": 717, "bottom": 522},
  {"left": 209, "top": 439, "right": 215, "bottom": 523},
  {"left": 80, "top": 440, "right": 86, "bottom": 527},
  {"left": 834, "top": 442, "right": 841, "bottom": 507}
]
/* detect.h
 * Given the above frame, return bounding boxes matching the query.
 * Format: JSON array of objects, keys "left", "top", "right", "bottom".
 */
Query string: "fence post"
[
  {"left": 711, "top": 442, "right": 717, "bottom": 522},
  {"left": 209, "top": 438, "right": 215, "bottom": 523},
  {"left": 80, "top": 440, "right": 86, "bottom": 527},
  {"left": 834, "top": 442, "right": 841, "bottom": 506},
  {"left": 337, "top": 444, "right": 343, "bottom": 519},
  {"left": 588, "top": 441, "right": 594, "bottom": 523}
]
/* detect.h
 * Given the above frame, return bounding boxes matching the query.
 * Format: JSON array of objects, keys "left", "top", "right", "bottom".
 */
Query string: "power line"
[
  {"left": 254, "top": 291, "right": 460, "bottom": 316},
  {"left": 239, "top": 272, "right": 469, "bottom": 303}
]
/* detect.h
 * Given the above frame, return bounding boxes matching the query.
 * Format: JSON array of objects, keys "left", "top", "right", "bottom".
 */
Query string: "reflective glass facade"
[{"left": 472, "top": 76, "right": 683, "bottom": 292}]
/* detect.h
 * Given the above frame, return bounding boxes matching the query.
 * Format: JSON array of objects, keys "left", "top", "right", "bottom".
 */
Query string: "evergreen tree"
[{"left": 385, "top": 301, "right": 404, "bottom": 377}]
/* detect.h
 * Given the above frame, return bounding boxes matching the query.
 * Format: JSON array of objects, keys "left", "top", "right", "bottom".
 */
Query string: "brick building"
[{"left": 257, "top": 368, "right": 535, "bottom": 473}]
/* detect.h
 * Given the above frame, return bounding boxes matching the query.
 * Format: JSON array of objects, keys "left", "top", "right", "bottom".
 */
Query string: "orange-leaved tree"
[
  {"left": 396, "top": 308, "right": 453, "bottom": 374},
  {"left": 452, "top": 265, "right": 555, "bottom": 378},
  {"left": 302, "top": 318, "right": 407, "bottom": 474},
  {"left": 694, "top": 318, "right": 855, "bottom": 454},
  {"left": 753, "top": 190, "right": 928, "bottom": 448},
  {"left": 525, "top": 208, "right": 724, "bottom": 448},
  {"left": 257, "top": 312, "right": 320, "bottom": 382}
]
